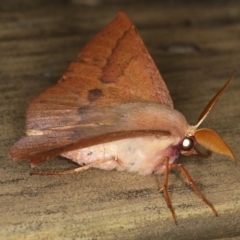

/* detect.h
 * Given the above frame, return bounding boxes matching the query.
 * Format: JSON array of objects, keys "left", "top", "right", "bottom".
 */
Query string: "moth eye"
[{"left": 181, "top": 137, "right": 194, "bottom": 151}]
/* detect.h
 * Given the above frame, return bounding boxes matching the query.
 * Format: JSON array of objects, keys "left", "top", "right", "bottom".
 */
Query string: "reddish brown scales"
[
  {"left": 9, "top": 12, "right": 174, "bottom": 164},
  {"left": 60, "top": 12, "right": 173, "bottom": 107}
]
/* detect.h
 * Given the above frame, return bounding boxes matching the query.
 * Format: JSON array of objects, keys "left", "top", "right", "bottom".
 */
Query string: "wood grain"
[{"left": 1, "top": 1, "right": 240, "bottom": 239}]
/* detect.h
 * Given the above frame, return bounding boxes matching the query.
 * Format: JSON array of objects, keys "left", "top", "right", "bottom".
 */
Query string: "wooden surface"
[{"left": 1, "top": 1, "right": 240, "bottom": 239}]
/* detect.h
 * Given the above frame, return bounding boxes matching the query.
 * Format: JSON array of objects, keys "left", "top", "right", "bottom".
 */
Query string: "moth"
[{"left": 9, "top": 12, "right": 236, "bottom": 224}]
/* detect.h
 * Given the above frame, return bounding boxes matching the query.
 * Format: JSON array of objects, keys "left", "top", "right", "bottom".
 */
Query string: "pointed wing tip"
[
  {"left": 117, "top": 11, "right": 129, "bottom": 18},
  {"left": 8, "top": 139, "right": 28, "bottom": 161},
  {"left": 8, "top": 146, "right": 20, "bottom": 161},
  {"left": 115, "top": 12, "right": 133, "bottom": 26}
]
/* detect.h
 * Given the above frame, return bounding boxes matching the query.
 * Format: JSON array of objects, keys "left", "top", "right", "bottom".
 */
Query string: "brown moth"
[{"left": 9, "top": 12, "right": 236, "bottom": 224}]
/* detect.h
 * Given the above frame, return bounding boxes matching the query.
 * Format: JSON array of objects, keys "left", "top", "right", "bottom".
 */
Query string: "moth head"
[{"left": 181, "top": 71, "right": 237, "bottom": 165}]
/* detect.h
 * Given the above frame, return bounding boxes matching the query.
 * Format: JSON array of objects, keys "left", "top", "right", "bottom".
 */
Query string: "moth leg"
[
  {"left": 162, "top": 156, "right": 178, "bottom": 225},
  {"left": 158, "top": 164, "right": 176, "bottom": 193},
  {"left": 170, "top": 163, "right": 218, "bottom": 217},
  {"left": 31, "top": 157, "right": 117, "bottom": 175}
]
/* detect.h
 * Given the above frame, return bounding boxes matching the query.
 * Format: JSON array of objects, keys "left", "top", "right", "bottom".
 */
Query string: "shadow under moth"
[{"left": 9, "top": 12, "right": 236, "bottom": 224}]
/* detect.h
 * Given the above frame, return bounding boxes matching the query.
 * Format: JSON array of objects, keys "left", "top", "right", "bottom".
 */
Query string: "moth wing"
[
  {"left": 59, "top": 11, "right": 173, "bottom": 108},
  {"left": 9, "top": 12, "right": 173, "bottom": 165},
  {"left": 10, "top": 99, "right": 171, "bottom": 165}
]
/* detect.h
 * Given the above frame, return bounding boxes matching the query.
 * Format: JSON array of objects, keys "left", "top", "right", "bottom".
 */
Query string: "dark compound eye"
[{"left": 181, "top": 137, "right": 194, "bottom": 151}]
